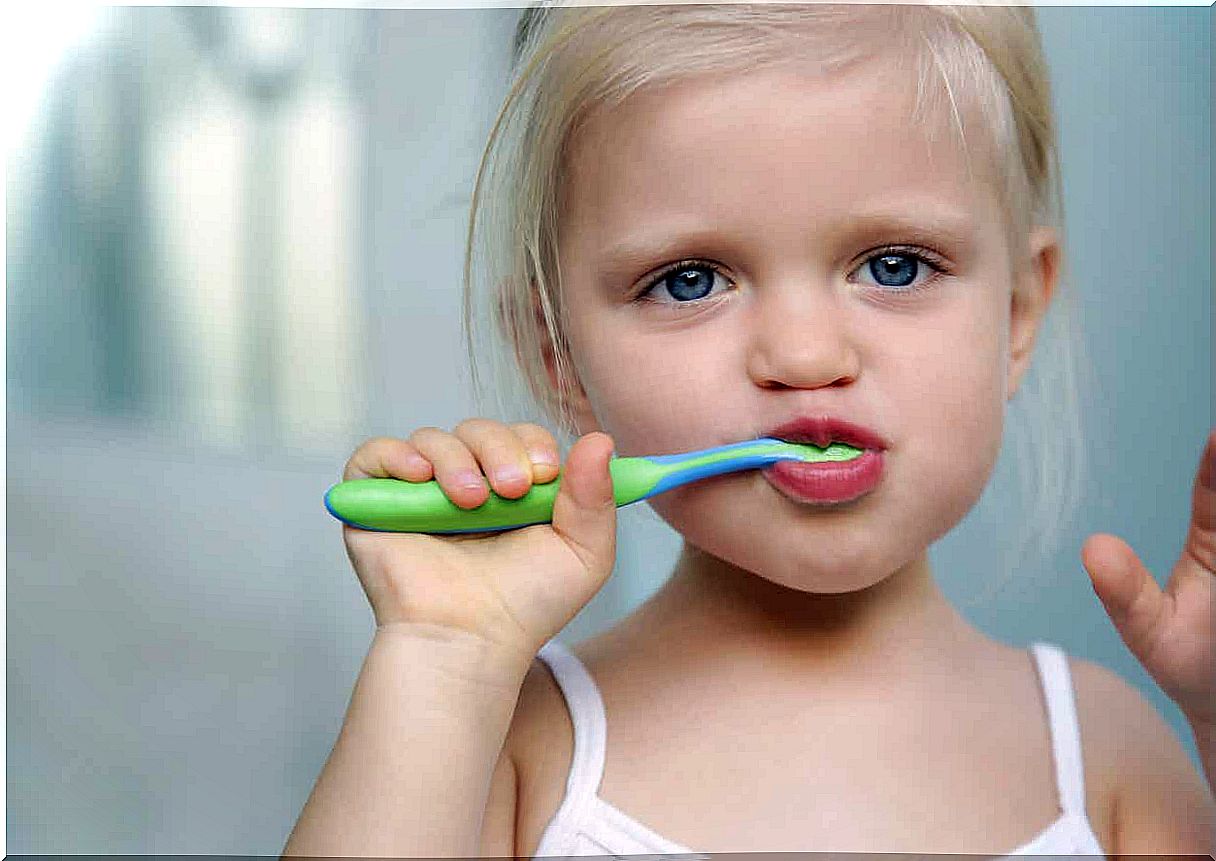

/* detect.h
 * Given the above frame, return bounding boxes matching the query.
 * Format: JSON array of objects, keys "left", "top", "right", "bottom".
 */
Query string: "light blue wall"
[
  {"left": 5, "top": 6, "right": 1210, "bottom": 854},
  {"left": 943, "top": 4, "right": 1211, "bottom": 770}
]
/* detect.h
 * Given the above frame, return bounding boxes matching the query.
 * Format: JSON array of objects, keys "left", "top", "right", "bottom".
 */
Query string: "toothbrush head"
[{"left": 755, "top": 437, "right": 864, "bottom": 462}]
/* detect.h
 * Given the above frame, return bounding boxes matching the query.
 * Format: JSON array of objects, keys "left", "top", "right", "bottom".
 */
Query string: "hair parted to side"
[{"left": 460, "top": 1, "right": 1092, "bottom": 604}]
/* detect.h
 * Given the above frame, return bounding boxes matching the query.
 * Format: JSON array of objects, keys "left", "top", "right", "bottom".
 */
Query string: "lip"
[
  {"left": 762, "top": 450, "right": 884, "bottom": 505},
  {"left": 758, "top": 413, "right": 887, "bottom": 505},
  {"left": 762, "top": 414, "right": 888, "bottom": 451}
]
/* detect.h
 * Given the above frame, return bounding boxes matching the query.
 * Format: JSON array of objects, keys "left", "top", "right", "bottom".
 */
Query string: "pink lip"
[
  {"left": 762, "top": 451, "right": 884, "bottom": 505},
  {"left": 759, "top": 413, "right": 887, "bottom": 505},
  {"left": 763, "top": 414, "right": 888, "bottom": 451}
]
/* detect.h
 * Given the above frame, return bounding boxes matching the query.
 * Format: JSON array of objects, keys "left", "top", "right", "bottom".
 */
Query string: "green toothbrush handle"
[{"left": 324, "top": 456, "right": 666, "bottom": 534}]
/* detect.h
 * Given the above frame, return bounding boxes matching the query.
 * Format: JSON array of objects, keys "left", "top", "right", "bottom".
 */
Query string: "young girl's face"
[{"left": 551, "top": 58, "right": 1050, "bottom": 594}]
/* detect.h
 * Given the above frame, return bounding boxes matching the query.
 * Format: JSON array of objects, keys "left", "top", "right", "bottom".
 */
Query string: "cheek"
[
  {"left": 905, "top": 297, "right": 1008, "bottom": 481},
  {"left": 591, "top": 373, "right": 713, "bottom": 452},
  {"left": 566, "top": 319, "right": 739, "bottom": 455}
]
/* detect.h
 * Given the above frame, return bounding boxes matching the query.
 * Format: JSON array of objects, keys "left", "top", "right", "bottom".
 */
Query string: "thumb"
[
  {"left": 1081, "top": 532, "right": 1169, "bottom": 661},
  {"left": 550, "top": 431, "right": 619, "bottom": 581}
]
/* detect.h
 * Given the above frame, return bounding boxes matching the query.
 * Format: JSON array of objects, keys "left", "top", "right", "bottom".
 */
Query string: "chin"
[
  {"left": 759, "top": 565, "right": 893, "bottom": 595},
  {"left": 668, "top": 510, "right": 912, "bottom": 596},
  {"left": 652, "top": 474, "right": 944, "bottom": 595},
  {"left": 737, "top": 542, "right": 904, "bottom": 595}
]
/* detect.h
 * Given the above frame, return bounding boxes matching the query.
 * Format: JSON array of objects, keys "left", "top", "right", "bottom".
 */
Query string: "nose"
[{"left": 745, "top": 286, "right": 861, "bottom": 390}]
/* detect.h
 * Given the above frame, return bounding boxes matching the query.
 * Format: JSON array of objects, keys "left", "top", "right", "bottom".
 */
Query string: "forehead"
[{"left": 558, "top": 61, "right": 1003, "bottom": 263}]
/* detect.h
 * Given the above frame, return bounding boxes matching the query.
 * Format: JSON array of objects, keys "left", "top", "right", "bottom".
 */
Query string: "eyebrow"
[
  {"left": 598, "top": 204, "right": 979, "bottom": 281},
  {"left": 839, "top": 205, "right": 979, "bottom": 249},
  {"left": 598, "top": 228, "right": 738, "bottom": 282}
]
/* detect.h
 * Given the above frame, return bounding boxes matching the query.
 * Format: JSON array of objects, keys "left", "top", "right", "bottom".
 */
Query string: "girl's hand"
[
  {"left": 1081, "top": 429, "right": 1216, "bottom": 727},
  {"left": 339, "top": 421, "right": 619, "bottom": 658}
]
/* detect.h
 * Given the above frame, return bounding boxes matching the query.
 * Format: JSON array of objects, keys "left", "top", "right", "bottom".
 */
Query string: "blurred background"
[{"left": 5, "top": 5, "right": 1211, "bottom": 854}]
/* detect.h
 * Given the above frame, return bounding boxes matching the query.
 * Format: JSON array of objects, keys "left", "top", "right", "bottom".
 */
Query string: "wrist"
[{"left": 372, "top": 622, "right": 538, "bottom": 693}]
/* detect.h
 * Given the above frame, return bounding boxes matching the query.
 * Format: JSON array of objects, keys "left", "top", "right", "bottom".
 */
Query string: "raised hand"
[{"left": 1081, "top": 429, "right": 1215, "bottom": 734}]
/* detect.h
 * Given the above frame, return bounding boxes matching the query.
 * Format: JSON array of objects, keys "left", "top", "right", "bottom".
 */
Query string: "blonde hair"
[{"left": 461, "top": 2, "right": 1091, "bottom": 605}]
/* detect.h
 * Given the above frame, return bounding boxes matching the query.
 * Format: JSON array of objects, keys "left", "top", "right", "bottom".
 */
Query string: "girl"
[{"left": 285, "top": 3, "right": 1215, "bottom": 856}]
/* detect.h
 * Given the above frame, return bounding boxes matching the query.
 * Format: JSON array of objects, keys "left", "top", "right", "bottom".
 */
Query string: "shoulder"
[{"left": 1065, "top": 653, "right": 1215, "bottom": 852}]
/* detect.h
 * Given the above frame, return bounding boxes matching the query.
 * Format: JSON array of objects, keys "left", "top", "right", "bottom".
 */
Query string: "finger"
[
  {"left": 1082, "top": 532, "right": 1172, "bottom": 662},
  {"left": 409, "top": 426, "right": 491, "bottom": 509},
  {"left": 509, "top": 422, "right": 562, "bottom": 484},
  {"left": 1183, "top": 428, "right": 1216, "bottom": 572},
  {"left": 452, "top": 418, "right": 536, "bottom": 501},
  {"left": 549, "top": 431, "right": 618, "bottom": 582},
  {"left": 343, "top": 436, "right": 433, "bottom": 483}
]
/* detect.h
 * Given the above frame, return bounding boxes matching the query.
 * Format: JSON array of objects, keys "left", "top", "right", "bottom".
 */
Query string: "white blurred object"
[
  {"left": 3, "top": 2, "right": 105, "bottom": 163},
  {"left": 145, "top": 7, "right": 366, "bottom": 452}
]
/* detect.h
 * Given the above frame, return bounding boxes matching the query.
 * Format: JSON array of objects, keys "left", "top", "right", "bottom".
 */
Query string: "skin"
[
  {"left": 500, "top": 57, "right": 1214, "bottom": 852},
  {"left": 554, "top": 59, "right": 1040, "bottom": 672}
]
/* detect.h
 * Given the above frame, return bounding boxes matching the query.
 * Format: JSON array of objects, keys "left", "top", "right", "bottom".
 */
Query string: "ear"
[{"left": 1007, "top": 225, "right": 1060, "bottom": 401}]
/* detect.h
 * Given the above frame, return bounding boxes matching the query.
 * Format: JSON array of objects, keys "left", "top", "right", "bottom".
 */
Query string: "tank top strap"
[
  {"left": 535, "top": 639, "right": 608, "bottom": 804},
  {"left": 1028, "top": 641, "right": 1088, "bottom": 816}
]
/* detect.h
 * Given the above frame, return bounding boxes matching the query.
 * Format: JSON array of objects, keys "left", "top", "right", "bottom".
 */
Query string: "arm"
[
  {"left": 283, "top": 627, "right": 530, "bottom": 858},
  {"left": 1080, "top": 430, "right": 1216, "bottom": 835},
  {"left": 1109, "top": 679, "right": 1216, "bottom": 853}
]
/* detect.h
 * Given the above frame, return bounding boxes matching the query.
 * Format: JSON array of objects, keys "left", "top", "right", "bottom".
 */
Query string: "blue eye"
[
  {"left": 635, "top": 261, "right": 731, "bottom": 307},
  {"left": 869, "top": 254, "right": 918, "bottom": 287},
  {"left": 631, "top": 246, "right": 949, "bottom": 311},
  {"left": 854, "top": 247, "right": 946, "bottom": 294}
]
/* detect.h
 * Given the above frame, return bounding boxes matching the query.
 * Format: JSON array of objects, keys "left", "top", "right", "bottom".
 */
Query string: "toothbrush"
[{"left": 324, "top": 437, "right": 862, "bottom": 534}]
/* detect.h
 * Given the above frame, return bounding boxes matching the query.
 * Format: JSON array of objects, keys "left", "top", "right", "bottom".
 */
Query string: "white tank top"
[{"left": 532, "top": 639, "right": 1106, "bottom": 858}]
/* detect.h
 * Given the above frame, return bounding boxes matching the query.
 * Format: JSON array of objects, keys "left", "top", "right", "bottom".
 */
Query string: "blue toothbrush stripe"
[{"left": 648, "top": 449, "right": 796, "bottom": 496}]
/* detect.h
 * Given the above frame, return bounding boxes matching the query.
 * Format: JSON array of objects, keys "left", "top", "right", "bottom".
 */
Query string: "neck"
[{"left": 623, "top": 541, "right": 984, "bottom": 680}]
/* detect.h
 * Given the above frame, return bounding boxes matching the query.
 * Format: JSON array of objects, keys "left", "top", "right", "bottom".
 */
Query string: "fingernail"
[
  {"left": 492, "top": 465, "right": 526, "bottom": 484},
  {"left": 529, "top": 449, "right": 559, "bottom": 467},
  {"left": 452, "top": 469, "right": 485, "bottom": 491}
]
